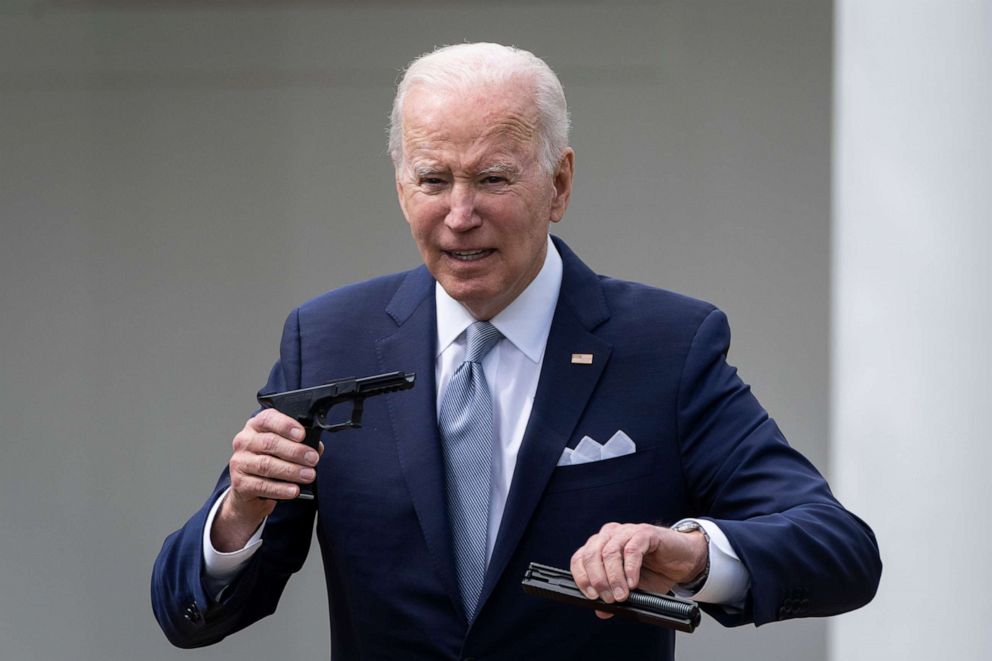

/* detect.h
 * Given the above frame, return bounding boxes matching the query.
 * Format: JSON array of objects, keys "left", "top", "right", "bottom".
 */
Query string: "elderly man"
[{"left": 152, "top": 43, "right": 880, "bottom": 659}]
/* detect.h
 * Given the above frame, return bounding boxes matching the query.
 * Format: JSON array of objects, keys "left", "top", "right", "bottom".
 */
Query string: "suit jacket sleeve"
[
  {"left": 151, "top": 308, "right": 318, "bottom": 648},
  {"left": 677, "top": 308, "right": 881, "bottom": 626}
]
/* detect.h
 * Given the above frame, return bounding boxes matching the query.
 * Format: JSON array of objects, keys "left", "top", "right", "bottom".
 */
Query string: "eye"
[
  {"left": 480, "top": 175, "right": 507, "bottom": 185},
  {"left": 418, "top": 176, "right": 447, "bottom": 189}
]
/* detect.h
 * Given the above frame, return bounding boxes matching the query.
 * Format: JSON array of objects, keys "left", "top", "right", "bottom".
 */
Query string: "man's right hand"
[{"left": 211, "top": 409, "right": 323, "bottom": 552}]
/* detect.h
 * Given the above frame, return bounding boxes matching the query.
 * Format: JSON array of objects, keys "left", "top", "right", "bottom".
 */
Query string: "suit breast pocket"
[{"left": 544, "top": 448, "right": 657, "bottom": 494}]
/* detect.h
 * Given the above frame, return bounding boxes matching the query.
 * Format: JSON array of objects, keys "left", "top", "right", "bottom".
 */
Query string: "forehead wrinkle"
[
  {"left": 401, "top": 102, "right": 541, "bottom": 175},
  {"left": 404, "top": 136, "right": 528, "bottom": 176},
  {"left": 479, "top": 112, "right": 538, "bottom": 145}
]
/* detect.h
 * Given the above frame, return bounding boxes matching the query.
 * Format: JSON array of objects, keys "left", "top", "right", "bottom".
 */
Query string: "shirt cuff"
[
  {"left": 671, "top": 518, "right": 750, "bottom": 609},
  {"left": 201, "top": 487, "right": 266, "bottom": 601}
]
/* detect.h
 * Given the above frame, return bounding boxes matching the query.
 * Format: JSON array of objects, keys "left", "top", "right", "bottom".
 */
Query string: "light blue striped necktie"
[{"left": 438, "top": 320, "right": 503, "bottom": 620}]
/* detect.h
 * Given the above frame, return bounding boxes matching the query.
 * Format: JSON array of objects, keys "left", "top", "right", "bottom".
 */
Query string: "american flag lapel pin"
[{"left": 571, "top": 353, "right": 593, "bottom": 365}]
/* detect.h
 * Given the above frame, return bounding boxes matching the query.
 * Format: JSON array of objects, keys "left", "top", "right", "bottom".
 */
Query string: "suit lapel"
[
  {"left": 478, "top": 238, "right": 613, "bottom": 612},
  {"left": 374, "top": 267, "right": 463, "bottom": 615}
]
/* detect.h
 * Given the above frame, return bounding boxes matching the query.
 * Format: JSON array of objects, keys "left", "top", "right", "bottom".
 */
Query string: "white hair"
[{"left": 388, "top": 42, "right": 571, "bottom": 175}]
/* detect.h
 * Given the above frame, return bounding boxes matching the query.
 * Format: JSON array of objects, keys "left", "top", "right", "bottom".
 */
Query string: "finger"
[
  {"left": 230, "top": 471, "right": 300, "bottom": 501},
  {"left": 249, "top": 408, "right": 306, "bottom": 443},
  {"left": 571, "top": 548, "right": 598, "bottom": 600},
  {"left": 599, "top": 521, "right": 621, "bottom": 535},
  {"left": 622, "top": 527, "right": 654, "bottom": 590},
  {"left": 601, "top": 528, "right": 635, "bottom": 601},
  {"left": 236, "top": 429, "right": 319, "bottom": 467},
  {"left": 241, "top": 451, "right": 316, "bottom": 485},
  {"left": 578, "top": 533, "right": 615, "bottom": 602},
  {"left": 594, "top": 610, "right": 614, "bottom": 620}
]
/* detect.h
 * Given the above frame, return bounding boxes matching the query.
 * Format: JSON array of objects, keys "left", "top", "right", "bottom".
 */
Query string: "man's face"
[{"left": 395, "top": 80, "right": 573, "bottom": 320}]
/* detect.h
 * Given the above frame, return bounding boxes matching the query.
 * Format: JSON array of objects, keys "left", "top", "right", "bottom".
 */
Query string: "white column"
[{"left": 831, "top": 2, "right": 992, "bottom": 660}]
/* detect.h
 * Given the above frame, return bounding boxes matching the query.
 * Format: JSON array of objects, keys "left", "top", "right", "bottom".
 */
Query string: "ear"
[{"left": 549, "top": 148, "right": 574, "bottom": 223}]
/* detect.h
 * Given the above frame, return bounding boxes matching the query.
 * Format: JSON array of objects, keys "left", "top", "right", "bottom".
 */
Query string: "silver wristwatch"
[{"left": 672, "top": 520, "right": 711, "bottom": 594}]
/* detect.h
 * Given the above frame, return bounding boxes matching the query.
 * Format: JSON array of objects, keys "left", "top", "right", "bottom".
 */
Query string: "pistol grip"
[
  {"left": 297, "top": 426, "right": 322, "bottom": 501},
  {"left": 301, "top": 425, "right": 323, "bottom": 451}
]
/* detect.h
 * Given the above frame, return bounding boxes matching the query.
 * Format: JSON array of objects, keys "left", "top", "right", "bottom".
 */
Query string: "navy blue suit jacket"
[{"left": 152, "top": 237, "right": 880, "bottom": 659}]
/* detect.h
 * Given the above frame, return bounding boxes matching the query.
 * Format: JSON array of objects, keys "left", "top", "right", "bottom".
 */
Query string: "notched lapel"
[
  {"left": 479, "top": 241, "right": 613, "bottom": 612},
  {"left": 375, "top": 269, "right": 463, "bottom": 617}
]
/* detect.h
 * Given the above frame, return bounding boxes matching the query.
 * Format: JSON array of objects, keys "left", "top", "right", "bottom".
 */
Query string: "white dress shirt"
[
  {"left": 433, "top": 235, "right": 561, "bottom": 561},
  {"left": 203, "top": 236, "right": 748, "bottom": 607}
]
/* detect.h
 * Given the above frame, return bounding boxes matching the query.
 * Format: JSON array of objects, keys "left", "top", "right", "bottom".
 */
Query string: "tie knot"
[{"left": 464, "top": 321, "right": 502, "bottom": 363}]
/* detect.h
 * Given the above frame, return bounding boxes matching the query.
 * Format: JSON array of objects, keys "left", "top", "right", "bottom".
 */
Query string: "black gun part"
[
  {"left": 521, "top": 562, "right": 701, "bottom": 633},
  {"left": 256, "top": 371, "right": 415, "bottom": 500}
]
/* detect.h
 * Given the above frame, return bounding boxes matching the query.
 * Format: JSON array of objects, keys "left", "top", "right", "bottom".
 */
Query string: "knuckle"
[
  {"left": 258, "top": 409, "right": 285, "bottom": 432},
  {"left": 231, "top": 472, "right": 254, "bottom": 496},
  {"left": 252, "top": 409, "right": 271, "bottom": 429},
  {"left": 260, "top": 433, "right": 280, "bottom": 455},
  {"left": 232, "top": 432, "right": 247, "bottom": 452},
  {"left": 626, "top": 529, "right": 647, "bottom": 547},
  {"left": 249, "top": 476, "right": 273, "bottom": 498},
  {"left": 256, "top": 454, "right": 273, "bottom": 475},
  {"left": 580, "top": 544, "right": 596, "bottom": 559},
  {"left": 602, "top": 541, "right": 622, "bottom": 557},
  {"left": 250, "top": 476, "right": 277, "bottom": 498},
  {"left": 283, "top": 460, "right": 302, "bottom": 480},
  {"left": 256, "top": 478, "right": 276, "bottom": 497}
]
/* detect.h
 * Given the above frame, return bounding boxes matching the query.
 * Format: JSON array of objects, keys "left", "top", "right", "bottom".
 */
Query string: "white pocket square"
[{"left": 556, "top": 430, "right": 636, "bottom": 466}]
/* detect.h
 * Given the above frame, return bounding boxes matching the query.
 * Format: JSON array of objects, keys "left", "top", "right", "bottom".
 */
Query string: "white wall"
[{"left": 832, "top": 1, "right": 992, "bottom": 659}]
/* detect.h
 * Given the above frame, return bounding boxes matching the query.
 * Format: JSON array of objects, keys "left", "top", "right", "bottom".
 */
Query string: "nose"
[{"left": 444, "top": 181, "right": 481, "bottom": 231}]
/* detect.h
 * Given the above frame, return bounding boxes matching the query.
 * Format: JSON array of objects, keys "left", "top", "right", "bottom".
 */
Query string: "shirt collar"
[{"left": 435, "top": 235, "right": 563, "bottom": 363}]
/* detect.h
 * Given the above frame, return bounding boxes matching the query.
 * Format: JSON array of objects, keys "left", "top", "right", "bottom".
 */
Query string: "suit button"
[{"left": 183, "top": 603, "right": 202, "bottom": 623}]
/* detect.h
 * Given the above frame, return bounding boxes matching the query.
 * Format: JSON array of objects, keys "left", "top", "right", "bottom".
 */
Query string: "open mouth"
[{"left": 444, "top": 249, "right": 494, "bottom": 262}]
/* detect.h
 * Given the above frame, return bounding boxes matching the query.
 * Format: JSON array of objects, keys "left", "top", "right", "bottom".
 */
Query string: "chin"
[
  {"left": 442, "top": 280, "right": 489, "bottom": 303},
  {"left": 441, "top": 279, "right": 502, "bottom": 311}
]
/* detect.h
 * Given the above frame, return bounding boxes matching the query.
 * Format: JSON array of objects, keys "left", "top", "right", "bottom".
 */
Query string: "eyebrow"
[
  {"left": 478, "top": 162, "right": 520, "bottom": 177},
  {"left": 412, "top": 164, "right": 444, "bottom": 179},
  {"left": 410, "top": 161, "right": 520, "bottom": 179}
]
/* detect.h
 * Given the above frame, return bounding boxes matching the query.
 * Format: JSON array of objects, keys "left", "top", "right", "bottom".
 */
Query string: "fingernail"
[
  {"left": 291, "top": 428, "right": 304, "bottom": 440},
  {"left": 305, "top": 451, "right": 319, "bottom": 465},
  {"left": 627, "top": 577, "right": 635, "bottom": 588},
  {"left": 613, "top": 587, "right": 626, "bottom": 601},
  {"left": 299, "top": 468, "right": 315, "bottom": 481},
  {"left": 582, "top": 587, "right": 598, "bottom": 600}
]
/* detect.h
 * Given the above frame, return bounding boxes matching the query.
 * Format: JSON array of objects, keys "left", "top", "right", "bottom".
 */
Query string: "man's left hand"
[{"left": 570, "top": 522, "right": 708, "bottom": 619}]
